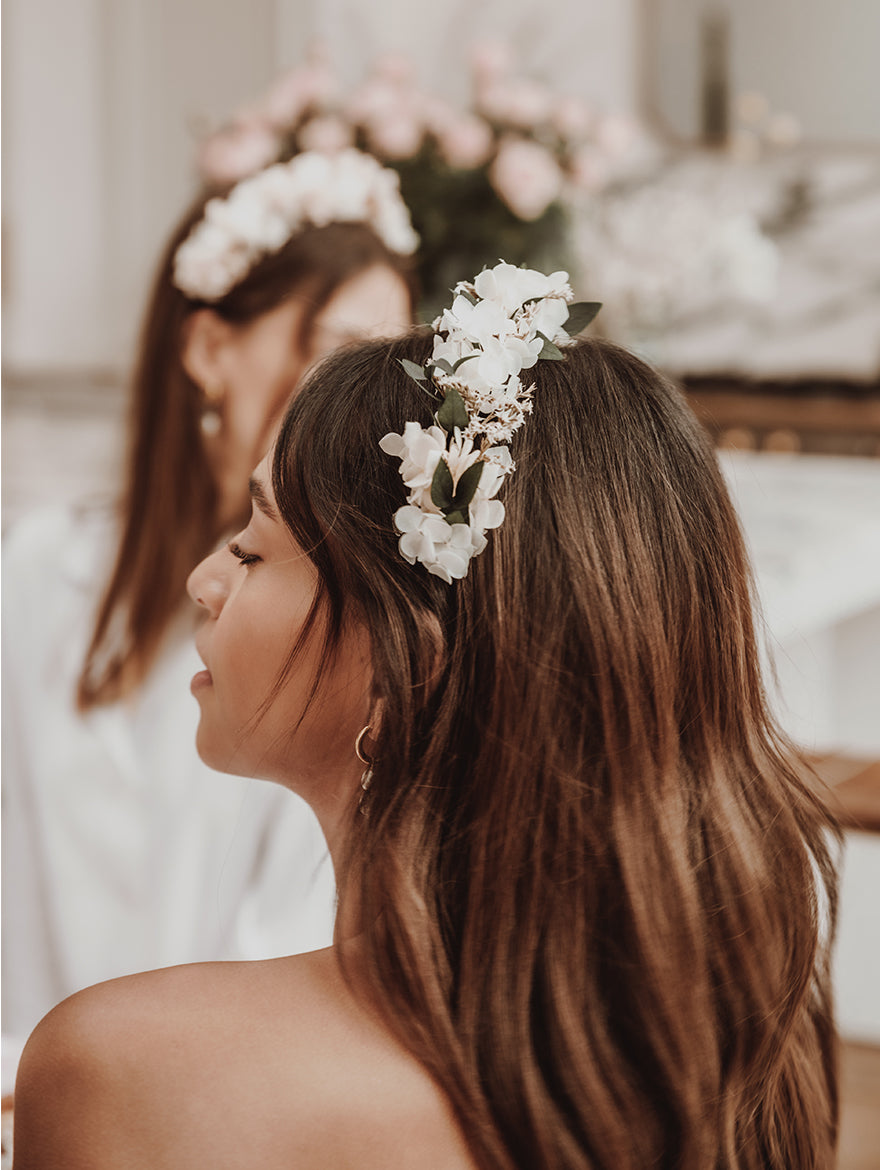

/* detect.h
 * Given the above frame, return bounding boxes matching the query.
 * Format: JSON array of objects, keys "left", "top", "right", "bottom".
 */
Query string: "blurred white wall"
[
  {"left": 4, "top": 0, "right": 109, "bottom": 370},
  {"left": 300, "top": 0, "right": 639, "bottom": 109},
  {"left": 651, "top": 0, "right": 880, "bottom": 142},
  {"left": 2, "top": 0, "right": 307, "bottom": 374}
]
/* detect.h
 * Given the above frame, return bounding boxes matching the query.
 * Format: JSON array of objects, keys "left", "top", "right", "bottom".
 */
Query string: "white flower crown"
[
  {"left": 173, "top": 148, "right": 419, "bottom": 301},
  {"left": 380, "top": 261, "right": 600, "bottom": 583}
]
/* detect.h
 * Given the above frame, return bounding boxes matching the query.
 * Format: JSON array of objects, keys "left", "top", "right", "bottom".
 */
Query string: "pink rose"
[
  {"left": 198, "top": 120, "right": 280, "bottom": 185},
  {"left": 477, "top": 82, "right": 512, "bottom": 122},
  {"left": 489, "top": 138, "right": 562, "bottom": 221},
  {"left": 552, "top": 96, "right": 594, "bottom": 142},
  {"left": 258, "top": 64, "right": 337, "bottom": 128},
  {"left": 368, "top": 113, "right": 423, "bottom": 161},
  {"left": 595, "top": 113, "right": 639, "bottom": 158},
  {"left": 569, "top": 145, "right": 610, "bottom": 193},
  {"left": 345, "top": 78, "right": 398, "bottom": 125},
  {"left": 478, "top": 80, "right": 551, "bottom": 129},
  {"left": 439, "top": 115, "right": 493, "bottom": 170},
  {"left": 502, "top": 80, "right": 553, "bottom": 129},
  {"left": 470, "top": 41, "right": 513, "bottom": 85},
  {"left": 297, "top": 116, "right": 353, "bottom": 154}
]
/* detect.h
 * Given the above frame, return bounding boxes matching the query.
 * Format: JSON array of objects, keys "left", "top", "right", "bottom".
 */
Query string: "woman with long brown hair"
[
  {"left": 14, "top": 264, "right": 837, "bottom": 1169},
  {"left": 2, "top": 150, "right": 417, "bottom": 1049}
]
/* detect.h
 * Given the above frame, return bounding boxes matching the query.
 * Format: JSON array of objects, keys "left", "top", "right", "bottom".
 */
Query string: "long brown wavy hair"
[
  {"left": 271, "top": 333, "right": 838, "bottom": 1169},
  {"left": 77, "top": 199, "right": 416, "bottom": 709}
]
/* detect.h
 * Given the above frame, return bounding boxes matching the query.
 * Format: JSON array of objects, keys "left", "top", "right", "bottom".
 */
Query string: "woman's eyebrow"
[{"left": 248, "top": 476, "right": 278, "bottom": 520}]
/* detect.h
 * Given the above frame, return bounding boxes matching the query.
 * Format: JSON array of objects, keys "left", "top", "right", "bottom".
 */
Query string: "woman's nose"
[{"left": 187, "top": 547, "right": 228, "bottom": 616}]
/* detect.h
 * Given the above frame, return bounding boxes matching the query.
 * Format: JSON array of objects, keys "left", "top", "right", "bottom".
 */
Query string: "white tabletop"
[{"left": 720, "top": 451, "right": 880, "bottom": 642}]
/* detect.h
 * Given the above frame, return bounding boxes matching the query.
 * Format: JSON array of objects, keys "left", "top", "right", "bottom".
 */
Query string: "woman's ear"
[{"left": 180, "top": 309, "right": 235, "bottom": 392}]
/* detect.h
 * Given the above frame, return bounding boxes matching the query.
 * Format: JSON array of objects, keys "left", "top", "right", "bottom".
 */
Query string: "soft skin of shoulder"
[
  {"left": 13, "top": 952, "right": 477, "bottom": 1170},
  {"left": 13, "top": 972, "right": 162, "bottom": 1170}
]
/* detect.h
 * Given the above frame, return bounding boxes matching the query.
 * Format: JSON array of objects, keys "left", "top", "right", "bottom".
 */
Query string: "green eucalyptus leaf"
[
  {"left": 564, "top": 301, "right": 602, "bottom": 335},
  {"left": 537, "top": 332, "right": 564, "bottom": 361},
  {"left": 431, "top": 460, "right": 454, "bottom": 511},
  {"left": 452, "top": 460, "right": 484, "bottom": 510},
  {"left": 399, "top": 358, "right": 427, "bottom": 382},
  {"left": 435, "top": 386, "right": 469, "bottom": 433},
  {"left": 444, "top": 508, "right": 469, "bottom": 527},
  {"left": 433, "top": 358, "right": 454, "bottom": 375},
  {"left": 452, "top": 353, "right": 478, "bottom": 372}
]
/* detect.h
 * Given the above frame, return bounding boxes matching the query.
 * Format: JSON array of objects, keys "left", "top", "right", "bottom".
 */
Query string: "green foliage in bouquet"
[{"left": 389, "top": 147, "right": 571, "bottom": 319}]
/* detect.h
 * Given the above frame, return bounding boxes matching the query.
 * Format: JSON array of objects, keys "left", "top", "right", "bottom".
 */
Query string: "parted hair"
[
  {"left": 77, "top": 200, "right": 416, "bottom": 710},
  {"left": 273, "top": 333, "right": 838, "bottom": 1170}
]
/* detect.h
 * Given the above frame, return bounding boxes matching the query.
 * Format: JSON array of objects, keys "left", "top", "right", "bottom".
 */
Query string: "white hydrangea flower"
[
  {"left": 431, "top": 334, "right": 476, "bottom": 371},
  {"left": 440, "top": 295, "right": 513, "bottom": 347},
  {"left": 521, "top": 295, "right": 572, "bottom": 343},
  {"left": 469, "top": 496, "right": 505, "bottom": 536},
  {"left": 391, "top": 490, "right": 505, "bottom": 583},
  {"left": 174, "top": 220, "right": 249, "bottom": 300},
  {"left": 379, "top": 423, "right": 446, "bottom": 512},
  {"left": 380, "top": 424, "right": 484, "bottom": 514},
  {"left": 393, "top": 508, "right": 475, "bottom": 583},
  {"left": 173, "top": 148, "right": 418, "bottom": 301},
  {"left": 479, "top": 334, "right": 542, "bottom": 382},
  {"left": 472, "top": 261, "right": 572, "bottom": 315},
  {"left": 483, "top": 445, "right": 515, "bottom": 477},
  {"left": 433, "top": 332, "right": 541, "bottom": 413}
]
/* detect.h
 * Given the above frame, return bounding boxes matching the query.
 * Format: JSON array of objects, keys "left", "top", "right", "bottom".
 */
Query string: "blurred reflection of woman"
[{"left": 1, "top": 149, "right": 417, "bottom": 1049}]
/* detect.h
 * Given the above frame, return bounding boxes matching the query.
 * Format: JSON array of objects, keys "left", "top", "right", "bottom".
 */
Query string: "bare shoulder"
[
  {"left": 13, "top": 952, "right": 477, "bottom": 1169},
  {"left": 12, "top": 965, "right": 187, "bottom": 1169},
  {"left": 13, "top": 962, "right": 248, "bottom": 1169}
]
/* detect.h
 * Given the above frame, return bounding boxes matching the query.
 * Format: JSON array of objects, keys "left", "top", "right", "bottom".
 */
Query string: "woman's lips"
[{"left": 190, "top": 669, "right": 213, "bottom": 693}]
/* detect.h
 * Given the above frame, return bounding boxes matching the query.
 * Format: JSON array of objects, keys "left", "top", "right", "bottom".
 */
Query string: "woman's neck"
[{"left": 300, "top": 773, "right": 365, "bottom": 942}]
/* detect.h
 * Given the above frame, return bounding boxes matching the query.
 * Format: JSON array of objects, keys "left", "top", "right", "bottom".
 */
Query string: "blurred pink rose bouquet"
[{"left": 196, "top": 44, "right": 641, "bottom": 315}]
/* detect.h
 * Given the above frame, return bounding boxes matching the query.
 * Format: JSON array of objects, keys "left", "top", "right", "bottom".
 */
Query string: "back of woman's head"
[{"left": 274, "top": 333, "right": 838, "bottom": 1170}]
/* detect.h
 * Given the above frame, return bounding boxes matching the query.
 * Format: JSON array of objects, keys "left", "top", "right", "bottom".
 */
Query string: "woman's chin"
[
  {"left": 194, "top": 724, "right": 230, "bottom": 774},
  {"left": 194, "top": 723, "right": 264, "bottom": 781}
]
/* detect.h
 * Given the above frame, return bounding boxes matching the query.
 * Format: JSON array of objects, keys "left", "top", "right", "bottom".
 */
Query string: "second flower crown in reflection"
[
  {"left": 173, "top": 148, "right": 419, "bottom": 301},
  {"left": 380, "top": 261, "right": 600, "bottom": 582}
]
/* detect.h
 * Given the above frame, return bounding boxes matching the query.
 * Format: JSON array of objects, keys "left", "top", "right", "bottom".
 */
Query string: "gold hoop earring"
[
  {"left": 355, "top": 725, "right": 373, "bottom": 766},
  {"left": 355, "top": 725, "right": 374, "bottom": 812}
]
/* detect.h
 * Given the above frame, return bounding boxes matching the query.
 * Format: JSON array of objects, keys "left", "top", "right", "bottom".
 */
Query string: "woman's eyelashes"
[{"left": 228, "top": 540, "right": 261, "bottom": 567}]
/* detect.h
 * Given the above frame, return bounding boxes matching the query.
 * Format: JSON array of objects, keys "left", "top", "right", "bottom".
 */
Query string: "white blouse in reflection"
[{"left": 1, "top": 504, "right": 336, "bottom": 1048}]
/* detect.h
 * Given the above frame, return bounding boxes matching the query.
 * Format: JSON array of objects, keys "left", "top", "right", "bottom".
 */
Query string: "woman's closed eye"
[{"left": 228, "top": 540, "right": 261, "bottom": 567}]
